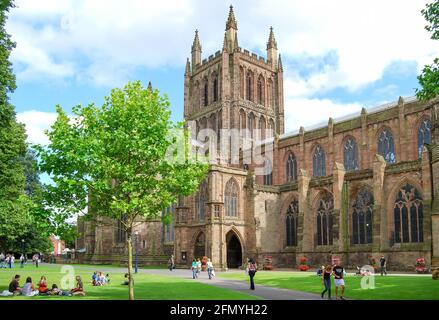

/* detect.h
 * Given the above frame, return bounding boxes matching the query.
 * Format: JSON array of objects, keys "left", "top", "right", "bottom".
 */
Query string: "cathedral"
[{"left": 76, "top": 6, "right": 439, "bottom": 271}]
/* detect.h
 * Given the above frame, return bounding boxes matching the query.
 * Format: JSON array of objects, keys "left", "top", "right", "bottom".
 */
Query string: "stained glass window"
[
  {"left": 286, "top": 152, "right": 297, "bottom": 182},
  {"left": 313, "top": 145, "right": 326, "bottom": 177},
  {"left": 225, "top": 179, "right": 239, "bottom": 217},
  {"left": 344, "top": 137, "right": 359, "bottom": 171},
  {"left": 418, "top": 119, "right": 432, "bottom": 158},
  {"left": 394, "top": 184, "right": 423, "bottom": 243},
  {"left": 316, "top": 193, "right": 333, "bottom": 246},
  {"left": 378, "top": 128, "right": 395, "bottom": 163},
  {"left": 352, "top": 189, "right": 373, "bottom": 244},
  {"left": 286, "top": 199, "right": 299, "bottom": 246}
]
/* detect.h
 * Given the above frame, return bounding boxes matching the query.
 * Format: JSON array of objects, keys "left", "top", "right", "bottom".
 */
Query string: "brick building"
[{"left": 76, "top": 6, "right": 439, "bottom": 271}]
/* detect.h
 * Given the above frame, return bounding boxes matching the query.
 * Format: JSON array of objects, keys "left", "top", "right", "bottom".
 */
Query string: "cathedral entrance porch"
[{"left": 226, "top": 231, "right": 243, "bottom": 268}]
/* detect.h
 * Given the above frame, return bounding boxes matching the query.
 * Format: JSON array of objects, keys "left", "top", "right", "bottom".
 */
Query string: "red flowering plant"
[{"left": 298, "top": 257, "right": 309, "bottom": 271}]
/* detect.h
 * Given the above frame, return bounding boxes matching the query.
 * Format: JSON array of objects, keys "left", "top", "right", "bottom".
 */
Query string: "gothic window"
[
  {"left": 286, "top": 199, "right": 299, "bottom": 246},
  {"left": 162, "top": 203, "right": 175, "bottom": 243},
  {"left": 316, "top": 193, "right": 334, "bottom": 246},
  {"left": 418, "top": 118, "right": 432, "bottom": 158},
  {"left": 213, "top": 76, "right": 218, "bottom": 102},
  {"left": 196, "top": 181, "right": 208, "bottom": 221},
  {"left": 377, "top": 128, "right": 395, "bottom": 163},
  {"left": 116, "top": 215, "right": 126, "bottom": 243},
  {"left": 268, "top": 119, "right": 275, "bottom": 138},
  {"left": 217, "top": 110, "right": 222, "bottom": 146},
  {"left": 259, "top": 116, "right": 266, "bottom": 140},
  {"left": 267, "top": 79, "right": 273, "bottom": 108},
  {"left": 257, "top": 76, "right": 265, "bottom": 105},
  {"left": 394, "top": 184, "right": 423, "bottom": 243},
  {"left": 225, "top": 179, "right": 239, "bottom": 217},
  {"left": 240, "top": 67, "right": 245, "bottom": 99},
  {"left": 246, "top": 72, "right": 253, "bottom": 101},
  {"left": 248, "top": 113, "right": 255, "bottom": 138},
  {"left": 313, "top": 144, "right": 326, "bottom": 177},
  {"left": 286, "top": 152, "right": 298, "bottom": 182},
  {"left": 263, "top": 158, "right": 273, "bottom": 185},
  {"left": 352, "top": 189, "right": 373, "bottom": 244},
  {"left": 344, "top": 137, "right": 359, "bottom": 171},
  {"left": 204, "top": 81, "right": 208, "bottom": 107}
]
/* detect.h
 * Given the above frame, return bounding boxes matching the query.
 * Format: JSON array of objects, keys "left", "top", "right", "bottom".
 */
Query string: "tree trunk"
[{"left": 127, "top": 233, "right": 135, "bottom": 300}]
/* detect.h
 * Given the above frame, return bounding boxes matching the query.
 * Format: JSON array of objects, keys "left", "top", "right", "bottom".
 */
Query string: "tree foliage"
[
  {"left": 416, "top": 0, "right": 439, "bottom": 101},
  {"left": 36, "top": 81, "right": 208, "bottom": 299}
]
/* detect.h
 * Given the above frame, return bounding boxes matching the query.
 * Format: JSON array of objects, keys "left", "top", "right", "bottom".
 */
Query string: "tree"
[
  {"left": 36, "top": 81, "right": 208, "bottom": 300},
  {"left": 0, "top": 0, "right": 29, "bottom": 250},
  {"left": 416, "top": 0, "right": 439, "bottom": 101}
]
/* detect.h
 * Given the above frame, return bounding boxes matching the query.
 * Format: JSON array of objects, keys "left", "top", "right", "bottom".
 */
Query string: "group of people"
[
  {"left": 190, "top": 258, "right": 215, "bottom": 280},
  {"left": 0, "top": 253, "right": 15, "bottom": 269},
  {"left": 0, "top": 253, "right": 41, "bottom": 269},
  {"left": 1, "top": 274, "right": 85, "bottom": 297},
  {"left": 318, "top": 264, "right": 346, "bottom": 300},
  {"left": 91, "top": 271, "right": 110, "bottom": 286}
]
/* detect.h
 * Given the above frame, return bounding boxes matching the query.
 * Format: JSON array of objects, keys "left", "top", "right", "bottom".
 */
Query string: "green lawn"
[
  {"left": 219, "top": 271, "right": 439, "bottom": 300},
  {"left": 0, "top": 264, "right": 257, "bottom": 300}
]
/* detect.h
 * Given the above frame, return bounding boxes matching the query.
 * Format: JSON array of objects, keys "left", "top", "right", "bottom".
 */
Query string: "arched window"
[
  {"left": 162, "top": 203, "right": 175, "bottom": 243},
  {"left": 344, "top": 137, "right": 359, "bottom": 171},
  {"left": 259, "top": 116, "right": 266, "bottom": 140},
  {"left": 394, "top": 184, "right": 423, "bottom": 243},
  {"left": 213, "top": 76, "right": 218, "bottom": 102},
  {"left": 316, "top": 193, "right": 334, "bottom": 246},
  {"left": 196, "top": 181, "right": 208, "bottom": 221},
  {"left": 240, "top": 67, "right": 245, "bottom": 99},
  {"left": 246, "top": 72, "right": 253, "bottom": 101},
  {"left": 377, "top": 128, "right": 395, "bottom": 163},
  {"left": 352, "top": 189, "right": 373, "bottom": 244},
  {"left": 225, "top": 179, "right": 239, "bottom": 217},
  {"left": 286, "top": 152, "right": 297, "bottom": 182},
  {"left": 116, "top": 218, "right": 126, "bottom": 243},
  {"left": 286, "top": 199, "right": 299, "bottom": 246},
  {"left": 313, "top": 145, "right": 326, "bottom": 177},
  {"left": 257, "top": 76, "right": 265, "bottom": 105},
  {"left": 263, "top": 158, "right": 273, "bottom": 185},
  {"left": 418, "top": 118, "right": 432, "bottom": 158},
  {"left": 267, "top": 119, "right": 275, "bottom": 138},
  {"left": 204, "top": 81, "right": 208, "bottom": 107},
  {"left": 248, "top": 113, "right": 255, "bottom": 138},
  {"left": 267, "top": 79, "right": 273, "bottom": 108}
]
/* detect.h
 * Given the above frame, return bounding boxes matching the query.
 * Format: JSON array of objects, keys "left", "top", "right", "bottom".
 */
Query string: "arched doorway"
[
  {"left": 226, "top": 231, "right": 242, "bottom": 268},
  {"left": 193, "top": 232, "right": 205, "bottom": 260}
]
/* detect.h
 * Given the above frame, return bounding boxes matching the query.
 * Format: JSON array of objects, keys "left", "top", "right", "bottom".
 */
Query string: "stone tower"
[{"left": 176, "top": 6, "right": 285, "bottom": 269}]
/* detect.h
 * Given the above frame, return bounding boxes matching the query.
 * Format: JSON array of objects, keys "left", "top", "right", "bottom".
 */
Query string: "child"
[
  {"left": 38, "top": 276, "right": 49, "bottom": 295},
  {"left": 92, "top": 272, "right": 98, "bottom": 286}
]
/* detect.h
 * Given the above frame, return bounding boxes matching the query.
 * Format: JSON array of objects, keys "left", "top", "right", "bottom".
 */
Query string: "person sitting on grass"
[
  {"left": 122, "top": 273, "right": 133, "bottom": 285},
  {"left": 70, "top": 276, "right": 85, "bottom": 296},
  {"left": 38, "top": 276, "right": 49, "bottom": 295},
  {"left": 105, "top": 273, "right": 110, "bottom": 284},
  {"left": 22, "top": 277, "right": 39, "bottom": 296},
  {"left": 8, "top": 275, "right": 22, "bottom": 295},
  {"left": 49, "top": 284, "right": 72, "bottom": 296},
  {"left": 92, "top": 272, "right": 98, "bottom": 286}
]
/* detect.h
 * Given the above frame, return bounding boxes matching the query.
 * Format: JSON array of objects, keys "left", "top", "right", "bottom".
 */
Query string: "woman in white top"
[
  {"left": 22, "top": 277, "right": 39, "bottom": 296},
  {"left": 206, "top": 259, "right": 214, "bottom": 280}
]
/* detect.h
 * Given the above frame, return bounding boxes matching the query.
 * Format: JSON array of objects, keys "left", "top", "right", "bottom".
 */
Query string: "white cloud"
[
  {"left": 6, "top": 0, "right": 437, "bottom": 90},
  {"left": 16, "top": 110, "right": 58, "bottom": 145},
  {"left": 284, "top": 98, "right": 363, "bottom": 133}
]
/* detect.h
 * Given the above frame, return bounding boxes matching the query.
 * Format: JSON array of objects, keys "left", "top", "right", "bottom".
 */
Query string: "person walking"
[
  {"left": 321, "top": 265, "right": 332, "bottom": 299},
  {"left": 247, "top": 258, "right": 258, "bottom": 290},
  {"left": 206, "top": 258, "right": 214, "bottom": 280},
  {"left": 379, "top": 255, "right": 387, "bottom": 276},
  {"left": 196, "top": 258, "right": 202, "bottom": 277},
  {"left": 34, "top": 253, "right": 40, "bottom": 268},
  {"left": 191, "top": 259, "right": 198, "bottom": 279},
  {"left": 168, "top": 255, "right": 175, "bottom": 271},
  {"left": 20, "top": 254, "right": 25, "bottom": 268},
  {"left": 0, "top": 252, "right": 5, "bottom": 268},
  {"left": 332, "top": 263, "right": 346, "bottom": 300},
  {"left": 9, "top": 254, "right": 14, "bottom": 268}
]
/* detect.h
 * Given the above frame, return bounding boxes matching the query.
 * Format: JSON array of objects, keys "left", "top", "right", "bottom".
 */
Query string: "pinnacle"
[
  {"left": 267, "top": 26, "right": 277, "bottom": 50},
  {"left": 226, "top": 5, "right": 237, "bottom": 30}
]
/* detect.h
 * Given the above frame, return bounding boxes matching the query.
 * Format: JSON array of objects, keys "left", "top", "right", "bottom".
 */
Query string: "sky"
[{"left": 7, "top": 0, "right": 438, "bottom": 148}]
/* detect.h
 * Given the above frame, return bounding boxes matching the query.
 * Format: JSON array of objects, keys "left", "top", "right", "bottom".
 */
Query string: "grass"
[
  {"left": 0, "top": 264, "right": 257, "bottom": 300},
  {"left": 218, "top": 271, "right": 439, "bottom": 300}
]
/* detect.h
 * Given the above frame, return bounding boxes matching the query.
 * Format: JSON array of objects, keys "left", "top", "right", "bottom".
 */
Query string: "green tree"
[
  {"left": 416, "top": 0, "right": 439, "bottom": 101},
  {"left": 0, "top": 0, "right": 29, "bottom": 249},
  {"left": 36, "top": 81, "right": 208, "bottom": 300}
]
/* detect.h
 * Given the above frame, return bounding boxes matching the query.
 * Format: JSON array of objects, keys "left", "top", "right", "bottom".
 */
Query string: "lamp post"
[{"left": 134, "top": 231, "right": 139, "bottom": 274}]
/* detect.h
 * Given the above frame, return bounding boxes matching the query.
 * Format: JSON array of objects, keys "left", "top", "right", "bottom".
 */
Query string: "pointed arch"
[
  {"left": 263, "top": 157, "right": 273, "bottom": 185},
  {"left": 259, "top": 115, "right": 266, "bottom": 140},
  {"left": 267, "top": 78, "right": 274, "bottom": 108},
  {"left": 285, "top": 198, "right": 299, "bottom": 246},
  {"left": 257, "top": 74, "right": 265, "bottom": 105},
  {"left": 196, "top": 180, "right": 208, "bottom": 221},
  {"left": 225, "top": 178, "right": 239, "bottom": 217},
  {"left": 315, "top": 190, "right": 334, "bottom": 246},
  {"left": 212, "top": 72, "right": 219, "bottom": 102},
  {"left": 377, "top": 126, "right": 395, "bottom": 163},
  {"left": 286, "top": 151, "right": 298, "bottom": 182},
  {"left": 203, "top": 77, "right": 209, "bottom": 107},
  {"left": 239, "top": 66, "right": 245, "bottom": 99},
  {"left": 246, "top": 70, "right": 253, "bottom": 101},
  {"left": 343, "top": 136, "right": 359, "bottom": 171},
  {"left": 417, "top": 117, "right": 432, "bottom": 158},
  {"left": 351, "top": 187, "right": 373, "bottom": 244},
  {"left": 313, "top": 144, "right": 326, "bottom": 177},
  {"left": 248, "top": 112, "right": 255, "bottom": 138}
]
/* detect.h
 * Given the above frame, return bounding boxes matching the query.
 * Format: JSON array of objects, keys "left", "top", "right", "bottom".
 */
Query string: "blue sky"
[{"left": 7, "top": 0, "right": 438, "bottom": 148}]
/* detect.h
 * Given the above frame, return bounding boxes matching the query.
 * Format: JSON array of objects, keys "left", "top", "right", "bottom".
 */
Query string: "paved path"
[
  {"left": 51, "top": 264, "right": 321, "bottom": 300},
  {"left": 142, "top": 268, "right": 321, "bottom": 300}
]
